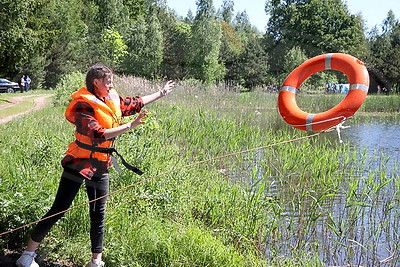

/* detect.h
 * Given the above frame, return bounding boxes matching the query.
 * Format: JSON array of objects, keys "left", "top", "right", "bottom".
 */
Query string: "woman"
[{"left": 16, "top": 65, "right": 175, "bottom": 267}]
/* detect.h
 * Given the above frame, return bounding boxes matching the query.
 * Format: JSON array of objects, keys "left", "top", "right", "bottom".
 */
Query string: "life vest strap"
[{"left": 74, "top": 140, "right": 143, "bottom": 175}]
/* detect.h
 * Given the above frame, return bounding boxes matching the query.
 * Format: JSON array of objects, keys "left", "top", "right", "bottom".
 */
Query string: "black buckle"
[{"left": 74, "top": 140, "right": 143, "bottom": 175}]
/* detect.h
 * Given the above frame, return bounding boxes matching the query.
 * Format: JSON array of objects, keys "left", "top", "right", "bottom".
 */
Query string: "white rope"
[
  {"left": 0, "top": 133, "right": 322, "bottom": 237},
  {"left": 335, "top": 121, "right": 350, "bottom": 143},
  {"left": 290, "top": 115, "right": 347, "bottom": 128}
]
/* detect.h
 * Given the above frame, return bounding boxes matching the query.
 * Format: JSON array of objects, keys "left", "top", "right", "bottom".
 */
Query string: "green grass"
[
  {"left": 295, "top": 93, "right": 400, "bottom": 114},
  {"left": 0, "top": 104, "right": 270, "bottom": 266},
  {"left": 0, "top": 84, "right": 399, "bottom": 266},
  {"left": 0, "top": 99, "right": 12, "bottom": 105},
  {"left": 0, "top": 101, "right": 35, "bottom": 119}
]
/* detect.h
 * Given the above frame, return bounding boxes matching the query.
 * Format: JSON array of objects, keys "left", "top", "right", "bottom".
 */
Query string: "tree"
[
  {"left": 0, "top": 0, "right": 43, "bottom": 79},
  {"left": 122, "top": 13, "right": 163, "bottom": 78},
  {"left": 282, "top": 46, "right": 308, "bottom": 80},
  {"left": 219, "top": 21, "right": 244, "bottom": 58},
  {"left": 227, "top": 33, "right": 270, "bottom": 88},
  {"left": 89, "top": 0, "right": 129, "bottom": 30},
  {"left": 145, "top": 0, "right": 187, "bottom": 79},
  {"left": 187, "top": 0, "right": 225, "bottom": 82},
  {"left": 265, "top": 0, "right": 366, "bottom": 77},
  {"left": 382, "top": 10, "right": 398, "bottom": 34},
  {"left": 0, "top": 0, "right": 89, "bottom": 89},
  {"left": 220, "top": 0, "right": 234, "bottom": 24},
  {"left": 195, "top": 0, "right": 214, "bottom": 19},
  {"left": 281, "top": 46, "right": 339, "bottom": 89},
  {"left": 218, "top": 21, "right": 244, "bottom": 84},
  {"left": 367, "top": 11, "right": 400, "bottom": 92},
  {"left": 123, "top": 0, "right": 146, "bottom": 21},
  {"left": 185, "top": 10, "right": 194, "bottom": 23},
  {"left": 41, "top": 0, "right": 89, "bottom": 89},
  {"left": 233, "top": 11, "right": 253, "bottom": 33},
  {"left": 102, "top": 26, "right": 128, "bottom": 67},
  {"left": 161, "top": 20, "right": 191, "bottom": 79}
]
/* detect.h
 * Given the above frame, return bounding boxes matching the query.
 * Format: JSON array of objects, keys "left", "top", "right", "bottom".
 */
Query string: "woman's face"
[{"left": 93, "top": 74, "right": 113, "bottom": 98}]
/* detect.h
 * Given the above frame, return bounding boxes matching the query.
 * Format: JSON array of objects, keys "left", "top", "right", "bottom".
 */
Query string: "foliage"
[
  {"left": 265, "top": 0, "right": 367, "bottom": 79},
  {"left": 219, "top": 0, "right": 234, "bottom": 24},
  {"left": 367, "top": 11, "right": 400, "bottom": 93},
  {"left": 52, "top": 71, "right": 85, "bottom": 106},
  {"left": 0, "top": 0, "right": 38, "bottom": 78},
  {"left": 265, "top": 0, "right": 366, "bottom": 55},
  {"left": 41, "top": 0, "right": 89, "bottom": 89},
  {"left": 123, "top": 0, "right": 146, "bottom": 21},
  {"left": 96, "top": 0, "right": 130, "bottom": 29},
  {"left": 219, "top": 21, "right": 245, "bottom": 67},
  {"left": 0, "top": 0, "right": 399, "bottom": 91},
  {"left": 282, "top": 47, "right": 308, "bottom": 77},
  {"left": 280, "top": 46, "right": 331, "bottom": 88},
  {"left": 233, "top": 10, "right": 254, "bottom": 33},
  {"left": 187, "top": 0, "right": 225, "bottom": 82},
  {"left": 122, "top": 13, "right": 163, "bottom": 78},
  {"left": 160, "top": 18, "right": 191, "bottom": 79},
  {"left": 102, "top": 26, "right": 128, "bottom": 66},
  {"left": 227, "top": 33, "right": 270, "bottom": 88}
]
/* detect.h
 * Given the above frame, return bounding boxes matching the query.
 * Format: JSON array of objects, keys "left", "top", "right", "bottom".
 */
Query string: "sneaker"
[
  {"left": 85, "top": 259, "right": 105, "bottom": 267},
  {"left": 16, "top": 253, "right": 39, "bottom": 267}
]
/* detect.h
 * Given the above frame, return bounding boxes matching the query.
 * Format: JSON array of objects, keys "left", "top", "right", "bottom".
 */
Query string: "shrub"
[{"left": 53, "top": 72, "right": 85, "bottom": 106}]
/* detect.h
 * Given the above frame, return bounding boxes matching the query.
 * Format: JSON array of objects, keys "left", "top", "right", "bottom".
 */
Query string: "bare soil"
[{"left": 0, "top": 94, "right": 53, "bottom": 124}]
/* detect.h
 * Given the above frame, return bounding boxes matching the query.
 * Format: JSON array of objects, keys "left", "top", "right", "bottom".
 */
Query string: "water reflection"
[
  {"left": 343, "top": 117, "right": 400, "bottom": 167},
  {"left": 329, "top": 117, "right": 400, "bottom": 265},
  {"left": 263, "top": 117, "right": 400, "bottom": 266}
]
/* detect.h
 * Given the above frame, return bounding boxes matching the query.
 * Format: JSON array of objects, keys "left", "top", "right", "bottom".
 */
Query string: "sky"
[{"left": 166, "top": 0, "right": 400, "bottom": 32}]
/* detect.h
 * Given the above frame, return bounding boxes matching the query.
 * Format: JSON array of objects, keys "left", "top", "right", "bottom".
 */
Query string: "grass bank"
[{"left": 0, "top": 82, "right": 399, "bottom": 266}]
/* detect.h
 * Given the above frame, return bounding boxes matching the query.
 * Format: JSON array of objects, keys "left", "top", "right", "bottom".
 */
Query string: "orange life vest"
[{"left": 64, "top": 86, "right": 122, "bottom": 162}]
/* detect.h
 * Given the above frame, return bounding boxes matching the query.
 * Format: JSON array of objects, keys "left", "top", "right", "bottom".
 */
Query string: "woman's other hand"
[
  {"left": 160, "top": 80, "right": 175, "bottom": 96},
  {"left": 130, "top": 109, "right": 148, "bottom": 128}
]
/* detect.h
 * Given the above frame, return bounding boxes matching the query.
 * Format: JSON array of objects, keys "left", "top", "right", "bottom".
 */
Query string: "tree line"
[{"left": 0, "top": 0, "right": 399, "bottom": 92}]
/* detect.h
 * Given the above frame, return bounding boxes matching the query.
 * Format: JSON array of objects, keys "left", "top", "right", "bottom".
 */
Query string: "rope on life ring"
[{"left": 278, "top": 53, "right": 370, "bottom": 131}]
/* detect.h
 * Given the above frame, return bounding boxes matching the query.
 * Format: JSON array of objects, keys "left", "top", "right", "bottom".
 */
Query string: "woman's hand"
[
  {"left": 129, "top": 110, "right": 148, "bottom": 129},
  {"left": 104, "top": 110, "right": 148, "bottom": 140},
  {"left": 160, "top": 80, "right": 175, "bottom": 96},
  {"left": 141, "top": 81, "right": 175, "bottom": 105}
]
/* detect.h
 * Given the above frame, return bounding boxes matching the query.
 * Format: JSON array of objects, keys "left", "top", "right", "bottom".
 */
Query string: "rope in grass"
[{"left": 0, "top": 131, "right": 327, "bottom": 237}]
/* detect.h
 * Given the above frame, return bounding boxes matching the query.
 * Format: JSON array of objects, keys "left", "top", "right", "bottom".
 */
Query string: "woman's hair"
[{"left": 86, "top": 64, "right": 113, "bottom": 94}]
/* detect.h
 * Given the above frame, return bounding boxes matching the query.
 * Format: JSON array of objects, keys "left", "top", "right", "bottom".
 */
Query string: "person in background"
[
  {"left": 20, "top": 75, "right": 25, "bottom": 93},
  {"left": 16, "top": 64, "right": 175, "bottom": 267},
  {"left": 25, "top": 75, "right": 31, "bottom": 92}
]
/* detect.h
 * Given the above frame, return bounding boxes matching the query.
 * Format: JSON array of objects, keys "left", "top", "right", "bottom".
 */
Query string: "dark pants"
[{"left": 31, "top": 169, "right": 109, "bottom": 253}]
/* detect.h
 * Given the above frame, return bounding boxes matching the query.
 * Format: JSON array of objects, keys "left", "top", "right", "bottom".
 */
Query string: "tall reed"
[{"left": 0, "top": 84, "right": 398, "bottom": 266}]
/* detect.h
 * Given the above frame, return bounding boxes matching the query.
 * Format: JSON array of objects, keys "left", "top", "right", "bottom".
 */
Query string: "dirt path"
[{"left": 0, "top": 94, "right": 53, "bottom": 124}]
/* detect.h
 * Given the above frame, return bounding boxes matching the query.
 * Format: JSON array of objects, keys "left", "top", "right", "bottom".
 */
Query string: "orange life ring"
[{"left": 278, "top": 53, "right": 369, "bottom": 131}]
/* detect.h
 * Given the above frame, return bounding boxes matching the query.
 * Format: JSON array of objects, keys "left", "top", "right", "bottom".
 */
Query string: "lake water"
[
  {"left": 329, "top": 117, "right": 400, "bottom": 266},
  {"left": 344, "top": 117, "right": 400, "bottom": 169},
  {"left": 263, "top": 117, "right": 400, "bottom": 266}
]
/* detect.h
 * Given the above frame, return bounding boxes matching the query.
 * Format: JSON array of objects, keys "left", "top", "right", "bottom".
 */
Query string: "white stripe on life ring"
[{"left": 280, "top": 86, "right": 298, "bottom": 94}]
